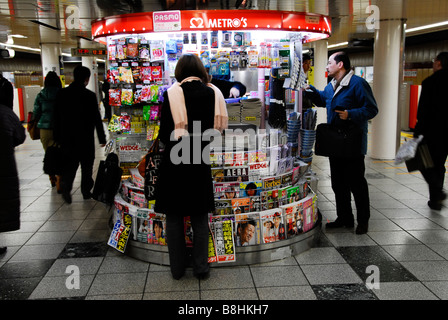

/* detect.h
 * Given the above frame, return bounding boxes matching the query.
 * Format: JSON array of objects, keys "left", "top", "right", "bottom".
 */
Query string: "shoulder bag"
[
  {"left": 314, "top": 120, "right": 362, "bottom": 158},
  {"left": 27, "top": 111, "right": 40, "bottom": 140}
]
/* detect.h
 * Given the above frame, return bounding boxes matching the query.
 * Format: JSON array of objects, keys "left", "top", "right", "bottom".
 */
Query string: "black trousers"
[
  {"left": 420, "top": 142, "right": 448, "bottom": 202},
  {"left": 61, "top": 150, "right": 95, "bottom": 196},
  {"left": 165, "top": 212, "right": 209, "bottom": 278},
  {"left": 329, "top": 155, "right": 370, "bottom": 225}
]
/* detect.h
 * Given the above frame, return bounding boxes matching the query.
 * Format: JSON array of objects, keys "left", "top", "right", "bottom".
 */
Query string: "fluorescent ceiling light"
[
  {"left": 406, "top": 21, "right": 448, "bottom": 33},
  {"left": 327, "top": 42, "right": 348, "bottom": 49},
  {"left": 0, "top": 42, "right": 40, "bottom": 52}
]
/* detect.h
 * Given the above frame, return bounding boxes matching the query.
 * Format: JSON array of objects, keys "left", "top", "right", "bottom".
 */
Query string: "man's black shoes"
[{"left": 326, "top": 218, "right": 354, "bottom": 229}]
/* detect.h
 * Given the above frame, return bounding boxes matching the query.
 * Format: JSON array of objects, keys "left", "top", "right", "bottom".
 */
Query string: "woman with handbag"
[
  {"left": 154, "top": 54, "right": 228, "bottom": 280},
  {"left": 33, "top": 71, "right": 62, "bottom": 191}
]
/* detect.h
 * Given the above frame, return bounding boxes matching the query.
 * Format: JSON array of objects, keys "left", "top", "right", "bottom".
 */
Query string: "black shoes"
[
  {"left": 194, "top": 270, "right": 210, "bottom": 281},
  {"left": 428, "top": 200, "right": 442, "bottom": 211},
  {"left": 0, "top": 247, "right": 7, "bottom": 255},
  {"left": 326, "top": 218, "right": 354, "bottom": 229},
  {"left": 62, "top": 192, "right": 72, "bottom": 204},
  {"left": 355, "top": 224, "right": 369, "bottom": 235},
  {"left": 83, "top": 192, "right": 92, "bottom": 200},
  {"left": 326, "top": 219, "right": 368, "bottom": 234}
]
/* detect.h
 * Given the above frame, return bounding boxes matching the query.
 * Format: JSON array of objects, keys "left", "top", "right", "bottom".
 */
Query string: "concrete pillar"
[
  {"left": 80, "top": 38, "right": 100, "bottom": 102},
  {"left": 370, "top": 0, "right": 406, "bottom": 159},
  {"left": 39, "top": 26, "right": 62, "bottom": 79}
]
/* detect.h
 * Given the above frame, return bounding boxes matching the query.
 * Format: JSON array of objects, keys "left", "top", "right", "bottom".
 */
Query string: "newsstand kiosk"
[{"left": 91, "top": 10, "right": 331, "bottom": 266}]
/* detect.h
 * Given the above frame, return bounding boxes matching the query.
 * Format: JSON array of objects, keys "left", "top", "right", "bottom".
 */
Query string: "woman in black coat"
[
  {"left": 0, "top": 83, "right": 26, "bottom": 254},
  {"left": 154, "top": 54, "right": 227, "bottom": 280}
]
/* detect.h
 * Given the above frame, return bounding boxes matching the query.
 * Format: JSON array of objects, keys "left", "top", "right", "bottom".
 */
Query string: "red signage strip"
[{"left": 92, "top": 10, "right": 331, "bottom": 39}]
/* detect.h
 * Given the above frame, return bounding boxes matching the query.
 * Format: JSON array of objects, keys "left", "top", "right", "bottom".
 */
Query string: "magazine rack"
[{"left": 125, "top": 211, "right": 321, "bottom": 267}]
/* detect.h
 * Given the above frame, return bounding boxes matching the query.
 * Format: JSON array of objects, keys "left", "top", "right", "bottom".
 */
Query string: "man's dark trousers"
[{"left": 329, "top": 154, "right": 370, "bottom": 225}]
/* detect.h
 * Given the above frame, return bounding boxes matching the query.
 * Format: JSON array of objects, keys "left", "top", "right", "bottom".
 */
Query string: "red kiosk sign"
[{"left": 92, "top": 10, "right": 331, "bottom": 40}]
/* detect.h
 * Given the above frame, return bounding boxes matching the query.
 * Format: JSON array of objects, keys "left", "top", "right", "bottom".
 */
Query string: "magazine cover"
[
  {"left": 214, "top": 182, "right": 240, "bottom": 199},
  {"left": 211, "top": 219, "right": 236, "bottom": 263},
  {"left": 281, "top": 201, "right": 303, "bottom": 237},
  {"left": 262, "top": 176, "right": 281, "bottom": 190},
  {"left": 224, "top": 166, "right": 249, "bottom": 182},
  {"left": 211, "top": 167, "right": 224, "bottom": 182},
  {"left": 210, "top": 152, "right": 224, "bottom": 167},
  {"left": 291, "top": 166, "right": 300, "bottom": 185},
  {"left": 136, "top": 217, "right": 152, "bottom": 243},
  {"left": 214, "top": 199, "right": 233, "bottom": 215},
  {"left": 152, "top": 213, "right": 167, "bottom": 245},
  {"left": 239, "top": 180, "right": 262, "bottom": 197},
  {"left": 223, "top": 151, "right": 247, "bottom": 167},
  {"left": 302, "top": 195, "right": 315, "bottom": 232},
  {"left": 261, "top": 189, "right": 279, "bottom": 209},
  {"left": 235, "top": 212, "right": 261, "bottom": 246},
  {"left": 184, "top": 216, "right": 193, "bottom": 247},
  {"left": 260, "top": 208, "right": 286, "bottom": 243},
  {"left": 231, "top": 197, "right": 251, "bottom": 214},
  {"left": 108, "top": 212, "right": 133, "bottom": 253},
  {"left": 248, "top": 161, "right": 269, "bottom": 180},
  {"left": 277, "top": 187, "right": 288, "bottom": 207},
  {"left": 281, "top": 171, "right": 293, "bottom": 187},
  {"left": 249, "top": 196, "right": 261, "bottom": 212},
  {"left": 208, "top": 222, "right": 218, "bottom": 263}
]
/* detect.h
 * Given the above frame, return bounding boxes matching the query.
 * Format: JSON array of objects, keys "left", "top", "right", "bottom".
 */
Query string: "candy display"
[{"left": 121, "top": 88, "right": 134, "bottom": 105}]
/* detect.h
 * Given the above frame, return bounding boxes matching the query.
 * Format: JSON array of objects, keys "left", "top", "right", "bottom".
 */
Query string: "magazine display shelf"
[
  {"left": 96, "top": 9, "right": 331, "bottom": 266},
  {"left": 126, "top": 213, "right": 321, "bottom": 267}
]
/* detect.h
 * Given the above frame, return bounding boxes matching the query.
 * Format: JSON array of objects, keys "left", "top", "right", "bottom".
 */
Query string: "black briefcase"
[
  {"left": 314, "top": 122, "right": 362, "bottom": 158},
  {"left": 405, "top": 141, "right": 434, "bottom": 172}
]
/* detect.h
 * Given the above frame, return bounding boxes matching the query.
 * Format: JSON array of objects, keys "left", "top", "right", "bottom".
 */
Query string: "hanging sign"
[
  {"left": 91, "top": 10, "right": 331, "bottom": 41},
  {"left": 153, "top": 10, "right": 181, "bottom": 32}
]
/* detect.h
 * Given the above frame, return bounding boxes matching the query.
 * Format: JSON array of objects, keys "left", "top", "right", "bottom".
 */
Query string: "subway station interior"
[{"left": 1, "top": 0, "right": 448, "bottom": 306}]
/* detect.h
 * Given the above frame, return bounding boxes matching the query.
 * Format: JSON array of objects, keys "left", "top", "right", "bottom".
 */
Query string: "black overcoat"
[
  {"left": 154, "top": 81, "right": 216, "bottom": 216},
  {"left": 0, "top": 104, "right": 26, "bottom": 232}
]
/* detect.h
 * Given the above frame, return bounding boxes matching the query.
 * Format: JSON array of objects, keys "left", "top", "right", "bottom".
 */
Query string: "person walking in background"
[
  {"left": 54, "top": 66, "right": 106, "bottom": 204},
  {"left": 0, "top": 78, "right": 26, "bottom": 254},
  {"left": 101, "top": 79, "right": 112, "bottom": 121},
  {"left": 154, "top": 54, "right": 227, "bottom": 280},
  {"left": 306, "top": 51, "right": 378, "bottom": 234},
  {"left": 414, "top": 52, "right": 448, "bottom": 211},
  {"left": 0, "top": 73, "right": 14, "bottom": 109},
  {"left": 33, "top": 71, "right": 62, "bottom": 191}
]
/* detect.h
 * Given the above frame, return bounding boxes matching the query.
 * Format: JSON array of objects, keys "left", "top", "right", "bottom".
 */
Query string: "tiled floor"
[{"left": 1, "top": 127, "right": 448, "bottom": 301}]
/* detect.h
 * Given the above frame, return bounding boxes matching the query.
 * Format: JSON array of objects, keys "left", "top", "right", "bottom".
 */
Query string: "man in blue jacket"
[{"left": 307, "top": 52, "right": 378, "bottom": 234}]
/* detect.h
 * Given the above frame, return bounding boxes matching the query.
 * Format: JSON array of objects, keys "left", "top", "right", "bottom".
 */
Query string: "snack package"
[
  {"left": 134, "top": 87, "right": 142, "bottom": 104},
  {"left": 120, "top": 113, "right": 131, "bottom": 133},
  {"left": 142, "top": 105, "right": 151, "bottom": 121},
  {"left": 108, "top": 114, "right": 121, "bottom": 132},
  {"left": 116, "top": 39, "right": 126, "bottom": 60},
  {"left": 139, "top": 40, "right": 150, "bottom": 59},
  {"left": 150, "top": 84, "right": 160, "bottom": 103},
  {"left": 121, "top": 88, "right": 134, "bottom": 106},
  {"left": 107, "top": 67, "right": 120, "bottom": 84},
  {"left": 150, "top": 105, "right": 160, "bottom": 121},
  {"left": 108, "top": 44, "right": 116, "bottom": 61},
  {"left": 151, "top": 43, "right": 165, "bottom": 61},
  {"left": 127, "top": 42, "right": 139, "bottom": 58},
  {"left": 131, "top": 65, "right": 141, "bottom": 83},
  {"left": 119, "top": 67, "right": 134, "bottom": 83},
  {"left": 140, "top": 66, "right": 152, "bottom": 82},
  {"left": 109, "top": 89, "right": 122, "bottom": 106},
  {"left": 151, "top": 66, "right": 162, "bottom": 81},
  {"left": 140, "top": 85, "right": 151, "bottom": 101}
]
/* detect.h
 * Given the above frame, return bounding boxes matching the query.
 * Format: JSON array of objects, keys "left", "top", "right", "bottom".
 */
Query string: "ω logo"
[{"left": 190, "top": 17, "right": 248, "bottom": 29}]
